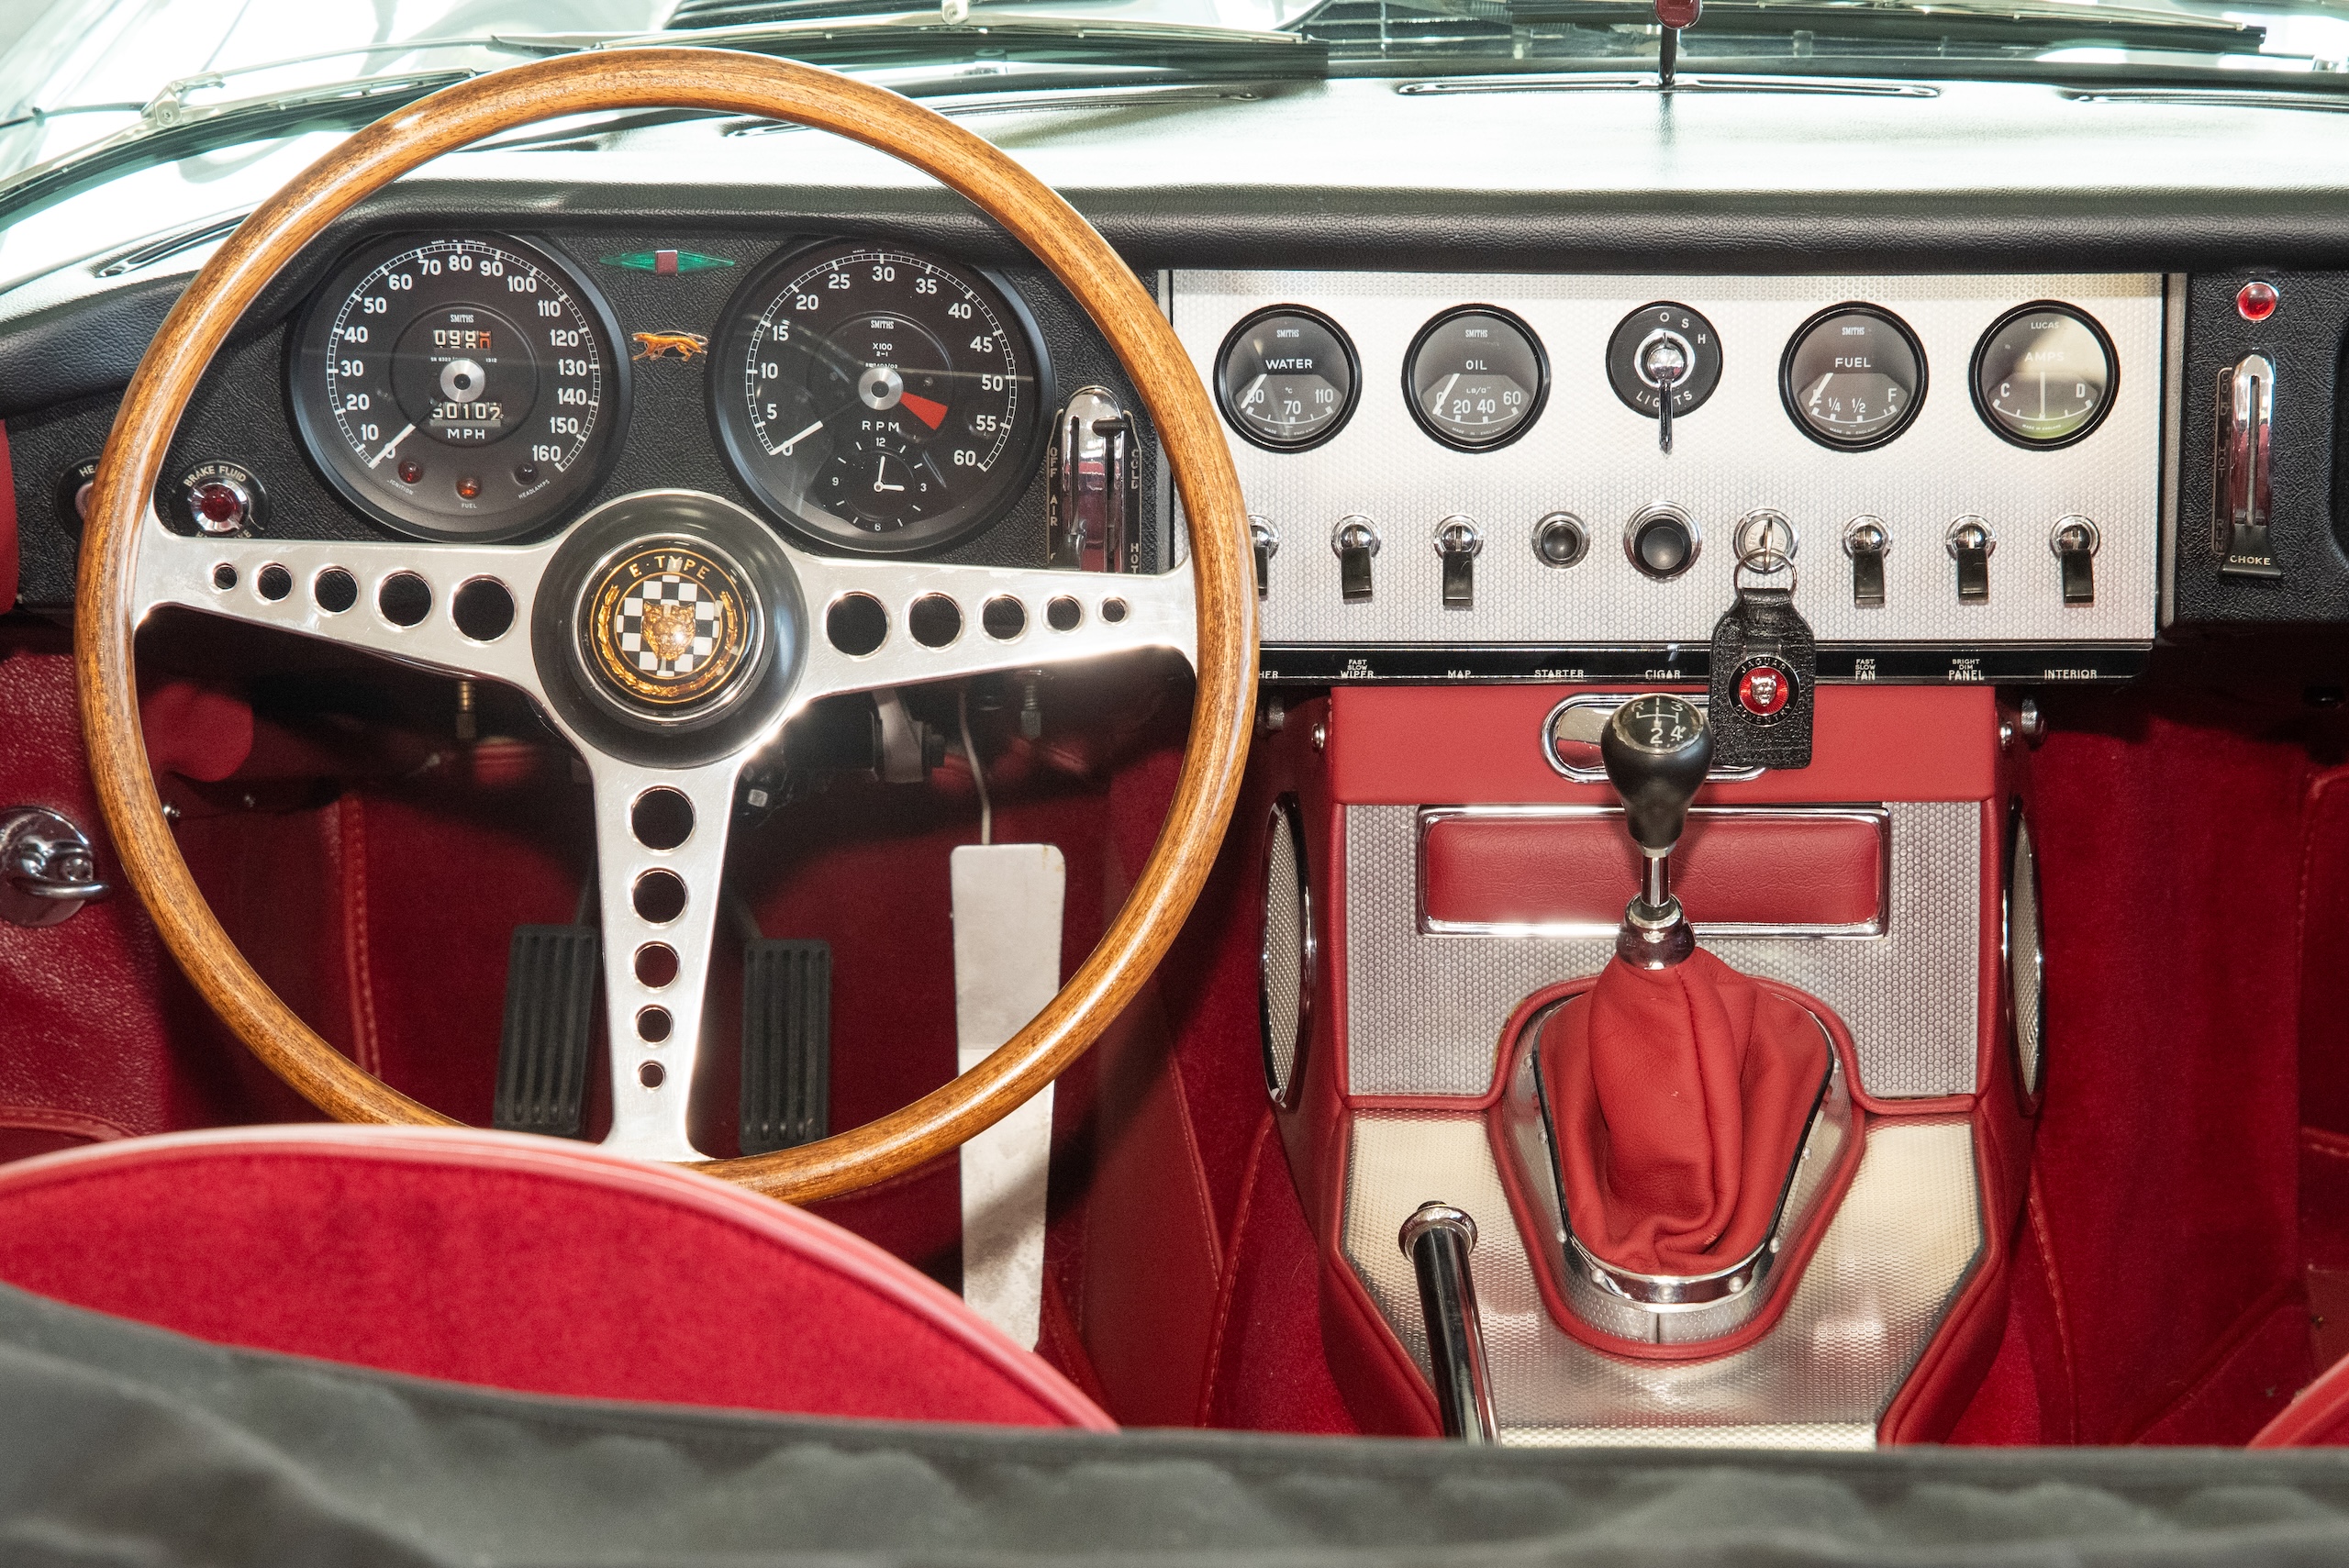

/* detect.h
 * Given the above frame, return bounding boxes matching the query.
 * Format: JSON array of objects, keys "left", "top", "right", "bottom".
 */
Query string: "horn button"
[{"left": 533, "top": 491, "right": 807, "bottom": 767}]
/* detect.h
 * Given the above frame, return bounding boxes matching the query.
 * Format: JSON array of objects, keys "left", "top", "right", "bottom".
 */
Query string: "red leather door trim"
[{"left": 1419, "top": 807, "right": 1887, "bottom": 932}]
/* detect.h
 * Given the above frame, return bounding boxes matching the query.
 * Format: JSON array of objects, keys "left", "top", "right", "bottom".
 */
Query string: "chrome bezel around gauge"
[
  {"left": 1400, "top": 304, "right": 1551, "bottom": 452},
  {"left": 1778, "top": 302, "right": 1929, "bottom": 452},
  {"left": 288, "top": 231, "right": 631, "bottom": 543},
  {"left": 710, "top": 239, "right": 1052, "bottom": 557},
  {"left": 1970, "top": 301, "right": 2120, "bottom": 452},
  {"left": 1214, "top": 304, "right": 1361, "bottom": 453}
]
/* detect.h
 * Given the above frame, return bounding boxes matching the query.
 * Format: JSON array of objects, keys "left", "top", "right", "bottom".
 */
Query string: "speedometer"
[
  {"left": 712, "top": 241, "right": 1048, "bottom": 554},
  {"left": 291, "top": 234, "right": 628, "bottom": 541}
]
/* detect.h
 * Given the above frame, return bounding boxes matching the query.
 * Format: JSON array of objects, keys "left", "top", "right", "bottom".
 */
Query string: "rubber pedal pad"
[
  {"left": 494, "top": 925, "right": 598, "bottom": 1139},
  {"left": 741, "top": 939, "right": 832, "bottom": 1155}
]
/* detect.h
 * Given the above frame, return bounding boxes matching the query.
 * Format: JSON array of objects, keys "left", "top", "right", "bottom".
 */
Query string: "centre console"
[{"left": 1246, "top": 685, "right": 2034, "bottom": 1446}]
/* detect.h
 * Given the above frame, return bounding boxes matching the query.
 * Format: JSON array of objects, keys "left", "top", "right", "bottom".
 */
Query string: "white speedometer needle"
[
  {"left": 777, "top": 418, "right": 823, "bottom": 455},
  {"left": 367, "top": 423, "right": 416, "bottom": 469}
]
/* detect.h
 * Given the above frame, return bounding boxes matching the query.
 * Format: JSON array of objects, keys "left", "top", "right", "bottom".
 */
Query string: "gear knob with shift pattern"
[{"left": 1599, "top": 694, "right": 1710, "bottom": 967}]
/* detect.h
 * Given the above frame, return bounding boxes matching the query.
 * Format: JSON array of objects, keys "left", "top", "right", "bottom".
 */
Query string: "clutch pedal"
[
  {"left": 494, "top": 925, "right": 599, "bottom": 1139},
  {"left": 741, "top": 939, "right": 832, "bottom": 1155}
]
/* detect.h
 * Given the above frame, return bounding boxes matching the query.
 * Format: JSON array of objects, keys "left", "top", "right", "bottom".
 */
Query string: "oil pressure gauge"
[
  {"left": 1972, "top": 303, "right": 2116, "bottom": 449},
  {"left": 1403, "top": 306, "right": 1548, "bottom": 450},
  {"left": 1216, "top": 306, "right": 1359, "bottom": 451},
  {"left": 1781, "top": 304, "right": 1926, "bottom": 450}
]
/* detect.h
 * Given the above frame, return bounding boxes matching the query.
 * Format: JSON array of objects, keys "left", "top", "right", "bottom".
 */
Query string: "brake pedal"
[
  {"left": 494, "top": 925, "right": 598, "bottom": 1139},
  {"left": 741, "top": 939, "right": 831, "bottom": 1155}
]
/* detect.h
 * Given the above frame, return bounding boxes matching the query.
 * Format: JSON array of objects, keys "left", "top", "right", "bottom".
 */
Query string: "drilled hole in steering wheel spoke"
[
  {"left": 631, "top": 869, "right": 686, "bottom": 924},
  {"left": 629, "top": 788, "right": 694, "bottom": 851}
]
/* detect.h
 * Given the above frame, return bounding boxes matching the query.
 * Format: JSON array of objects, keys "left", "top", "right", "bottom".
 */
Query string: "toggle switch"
[
  {"left": 2052, "top": 516, "right": 2098, "bottom": 606},
  {"left": 1947, "top": 517, "right": 1994, "bottom": 604},
  {"left": 1843, "top": 516, "right": 1888, "bottom": 607},
  {"left": 1250, "top": 515, "right": 1278, "bottom": 599},
  {"left": 1333, "top": 516, "right": 1380, "bottom": 602},
  {"left": 1434, "top": 516, "right": 1482, "bottom": 609}
]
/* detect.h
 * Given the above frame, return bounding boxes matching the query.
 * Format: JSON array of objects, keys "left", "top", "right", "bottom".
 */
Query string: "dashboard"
[{"left": 6, "top": 72, "right": 2348, "bottom": 691}]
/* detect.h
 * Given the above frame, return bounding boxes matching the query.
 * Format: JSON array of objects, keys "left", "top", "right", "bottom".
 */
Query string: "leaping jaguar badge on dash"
[{"left": 630, "top": 330, "right": 709, "bottom": 361}]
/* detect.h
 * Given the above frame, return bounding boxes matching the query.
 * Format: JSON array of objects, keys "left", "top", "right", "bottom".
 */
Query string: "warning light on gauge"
[{"left": 2238, "top": 281, "right": 2279, "bottom": 322}]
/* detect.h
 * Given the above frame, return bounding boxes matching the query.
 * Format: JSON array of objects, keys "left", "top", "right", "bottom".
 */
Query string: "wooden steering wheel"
[{"left": 73, "top": 50, "right": 1256, "bottom": 1202}]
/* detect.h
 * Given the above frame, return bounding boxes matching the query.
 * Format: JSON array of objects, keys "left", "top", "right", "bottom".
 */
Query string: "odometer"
[
  {"left": 292, "top": 234, "right": 627, "bottom": 541},
  {"left": 713, "top": 242, "right": 1047, "bottom": 554}
]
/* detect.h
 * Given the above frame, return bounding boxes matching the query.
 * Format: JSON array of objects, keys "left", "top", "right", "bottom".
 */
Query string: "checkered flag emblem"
[{"left": 614, "top": 574, "right": 722, "bottom": 678}]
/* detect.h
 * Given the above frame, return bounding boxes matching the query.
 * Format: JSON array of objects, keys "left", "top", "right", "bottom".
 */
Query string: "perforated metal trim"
[
  {"left": 1343, "top": 1113, "right": 1982, "bottom": 1448},
  {"left": 1347, "top": 802, "right": 1981, "bottom": 1099},
  {"left": 2009, "top": 807, "right": 2045, "bottom": 1096},
  {"left": 1173, "top": 271, "right": 2159, "bottom": 651},
  {"left": 1261, "top": 795, "right": 1311, "bottom": 1108}
]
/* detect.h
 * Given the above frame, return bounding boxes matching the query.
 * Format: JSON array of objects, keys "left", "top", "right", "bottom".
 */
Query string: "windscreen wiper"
[
  {"left": 555, "top": 9, "right": 1327, "bottom": 73},
  {"left": 1489, "top": 0, "right": 2264, "bottom": 52}
]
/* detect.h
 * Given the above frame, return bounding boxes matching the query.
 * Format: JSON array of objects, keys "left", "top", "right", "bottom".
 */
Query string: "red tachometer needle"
[{"left": 899, "top": 391, "right": 949, "bottom": 429}]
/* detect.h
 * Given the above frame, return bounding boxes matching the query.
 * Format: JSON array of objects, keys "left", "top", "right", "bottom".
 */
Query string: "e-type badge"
[{"left": 583, "top": 540, "right": 755, "bottom": 709}]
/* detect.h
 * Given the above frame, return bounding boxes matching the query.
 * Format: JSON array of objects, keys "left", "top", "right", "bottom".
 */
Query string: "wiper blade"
[
  {"left": 0, "top": 69, "right": 480, "bottom": 231},
  {"left": 1488, "top": 0, "right": 2263, "bottom": 50},
  {"left": 554, "top": 10, "right": 1326, "bottom": 71}
]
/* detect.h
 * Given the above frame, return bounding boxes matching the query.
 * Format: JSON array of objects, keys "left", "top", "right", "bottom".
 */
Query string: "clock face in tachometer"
[
  {"left": 713, "top": 242, "right": 1048, "bottom": 554},
  {"left": 291, "top": 233, "right": 629, "bottom": 540}
]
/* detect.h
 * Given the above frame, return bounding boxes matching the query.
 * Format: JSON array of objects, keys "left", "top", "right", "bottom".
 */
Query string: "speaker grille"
[
  {"left": 2008, "top": 807, "right": 2045, "bottom": 1095},
  {"left": 1260, "top": 795, "right": 1313, "bottom": 1108}
]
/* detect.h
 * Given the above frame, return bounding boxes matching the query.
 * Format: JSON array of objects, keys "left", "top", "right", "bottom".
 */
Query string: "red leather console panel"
[
  {"left": 0, "top": 1125, "right": 1112, "bottom": 1429},
  {"left": 1329, "top": 685, "right": 1998, "bottom": 806},
  {"left": 1420, "top": 808, "right": 1885, "bottom": 930},
  {"left": 0, "top": 422, "right": 17, "bottom": 615}
]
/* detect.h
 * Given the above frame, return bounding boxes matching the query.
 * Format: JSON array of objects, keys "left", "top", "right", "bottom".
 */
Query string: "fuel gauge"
[
  {"left": 1781, "top": 305, "right": 1927, "bottom": 450},
  {"left": 1216, "top": 306, "right": 1359, "bottom": 451}
]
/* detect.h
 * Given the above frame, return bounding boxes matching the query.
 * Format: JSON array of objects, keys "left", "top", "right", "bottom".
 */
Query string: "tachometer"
[
  {"left": 291, "top": 234, "right": 627, "bottom": 541},
  {"left": 713, "top": 241, "right": 1048, "bottom": 554}
]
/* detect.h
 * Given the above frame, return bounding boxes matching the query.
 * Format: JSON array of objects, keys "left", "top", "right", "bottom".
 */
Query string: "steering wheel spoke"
[
  {"left": 584, "top": 754, "right": 741, "bottom": 1164},
  {"left": 131, "top": 515, "right": 551, "bottom": 695},
  {"left": 794, "top": 554, "right": 1197, "bottom": 706}
]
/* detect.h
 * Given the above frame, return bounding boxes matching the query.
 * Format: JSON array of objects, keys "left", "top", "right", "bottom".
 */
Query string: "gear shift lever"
[{"left": 1599, "top": 694, "right": 1711, "bottom": 969}]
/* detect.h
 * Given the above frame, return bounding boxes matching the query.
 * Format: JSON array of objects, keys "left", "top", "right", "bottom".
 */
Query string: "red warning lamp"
[{"left": 2238, "top": 280, "right": 2279, "bottom": 322}]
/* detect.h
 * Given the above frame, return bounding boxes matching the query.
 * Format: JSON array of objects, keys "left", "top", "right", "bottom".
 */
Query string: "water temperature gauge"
[{"left": 1215, "top": 306, "right": 1359, "bottom": 451}]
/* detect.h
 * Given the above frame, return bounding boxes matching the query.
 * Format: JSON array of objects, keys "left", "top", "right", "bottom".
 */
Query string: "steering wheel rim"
[{"left": 73, "top": 48, "right": 1257, "bottom": 1203}]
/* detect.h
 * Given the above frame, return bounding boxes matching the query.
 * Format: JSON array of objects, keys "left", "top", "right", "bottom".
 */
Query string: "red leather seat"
[
  {"left": 0, "top": 1124, "right": 1110, "bottom": 1429},
  {"left": 2253, "top": 1357, "right": 2349, "bottom": 1447}
]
